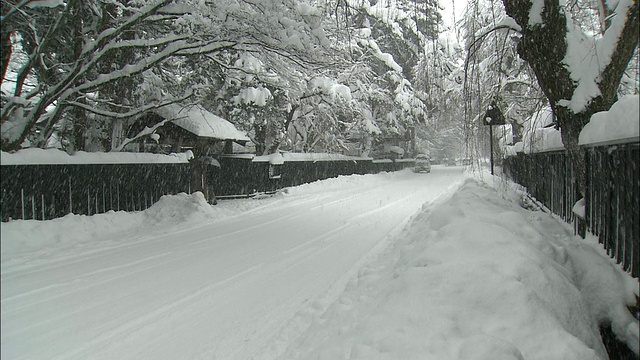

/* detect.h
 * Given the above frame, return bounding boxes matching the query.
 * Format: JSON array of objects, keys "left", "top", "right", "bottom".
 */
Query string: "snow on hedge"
[{"left": 0, "top": 148, "right": 194, "bottom": 165}]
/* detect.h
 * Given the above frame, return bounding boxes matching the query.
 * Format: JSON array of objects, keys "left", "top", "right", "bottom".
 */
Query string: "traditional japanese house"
[{"left": 126, "top": 104, "right": 250, "bottom": 156}]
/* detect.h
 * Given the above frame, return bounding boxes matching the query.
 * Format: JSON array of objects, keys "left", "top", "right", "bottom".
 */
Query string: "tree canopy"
[
  {"left": 1, "top": 0, "right": 637, "bottom": 165},
  {"left": 1, "top": 0, "right": 447, "bottom": 156}
]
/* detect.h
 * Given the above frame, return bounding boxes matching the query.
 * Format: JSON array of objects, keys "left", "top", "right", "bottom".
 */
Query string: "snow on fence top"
[
  {"left": 152, "top": 104, "right": 250, "bottom": 142},
  {"left": 0, "top": 148, "right": 194, "bottom": 165},
  {"left": 252, "top": 152, "right": 370, "bottom": 162},
  {"left": 579, "top": 95, "right": 639, "bottom": 146},
  {"left": 372, "top": 159, "right": 394, "bottom": 163}
]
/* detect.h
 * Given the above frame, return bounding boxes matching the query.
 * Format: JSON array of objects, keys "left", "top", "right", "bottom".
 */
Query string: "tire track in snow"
[
  {"left": 0, "top": 251, "right": 175, "bottom": 306},
  {"left": 34, "top": 181, "right": 419, "bottom": 359},
  {"left": 2, "top": 172, "right": 403, "bottom": 280},
  {"left": 48, "top": 263, "right": 265, "bottom": 360},
  {"left": 238, "top": 193, "right": 425, "bottom": 360},
  {"left": 0, "top": 197, "right": 320, "bottom": 305},
  {"left": 0, "top": 191, "right": 340, "bottom": 280},
  {"left": 282, "top": 192, "right": 418, "bottom": 256},
  {"left": 3, "top": 175, "right": 405, "bottom": 296},
  {"left": 2, "top": 194, "right": 345, "bottom": 341}
]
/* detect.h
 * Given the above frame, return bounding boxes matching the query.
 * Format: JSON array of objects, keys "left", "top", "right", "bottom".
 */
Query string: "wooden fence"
[
  {"left": 503, "top": 142, "right": 639, "bottom": 278},
  {"left": 1, "top": 156, "right": 415, "bottom": 222},
  {"left": 1, "top": 163, "right": 191, "bottom": 221},
  {"left": 585, "top": 144, "right": 639, "bottom": 277}
]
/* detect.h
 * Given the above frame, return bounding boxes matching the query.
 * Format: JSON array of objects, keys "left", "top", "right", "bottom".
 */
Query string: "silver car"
[{"left": 414, "top": 154, "right": 431, "bottom": 173}]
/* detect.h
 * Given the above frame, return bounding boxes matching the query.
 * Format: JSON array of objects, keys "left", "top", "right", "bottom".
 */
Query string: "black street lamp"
[{"left": 482, "top": 102, "right": 506, "bottom": 175}]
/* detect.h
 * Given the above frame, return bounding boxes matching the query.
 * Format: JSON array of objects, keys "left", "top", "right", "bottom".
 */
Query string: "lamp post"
[{"left": 482, "top": 102, "right": 505, "bottom": 175}]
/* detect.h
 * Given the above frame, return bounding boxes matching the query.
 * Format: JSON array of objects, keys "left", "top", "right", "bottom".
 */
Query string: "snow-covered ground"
[{"left": 1, "top": 166, "right": 638, "bottom": 360}]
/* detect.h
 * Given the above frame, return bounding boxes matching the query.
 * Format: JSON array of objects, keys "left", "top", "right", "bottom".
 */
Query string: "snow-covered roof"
[{"left": 153, "top": 104, "right": 250, "bottom": 143}]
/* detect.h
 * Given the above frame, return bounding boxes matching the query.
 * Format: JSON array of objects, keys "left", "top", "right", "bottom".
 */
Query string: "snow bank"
[
  {"left": 0, "top": 148, "right": 193, "bottom": 165},
  {"left": 579, "top": 95, "right": 640, "bottom": 146},
  {"left": 142, "top": 192, "right": 218, "bottom": 225},
  {"left": 1, "top": 210, "right": 138, "bottom": 265},
  {"left": 273, "top": 177, "right": 638, "bottom": 359},
  {"left": 0, "top": 191, "right": 253, "bottom": 268}
]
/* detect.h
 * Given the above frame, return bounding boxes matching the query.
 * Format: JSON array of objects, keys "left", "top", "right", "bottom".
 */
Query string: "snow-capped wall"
[
  {"left": 0, "top": 148, "right": 194, "bottom": 165},
  {"left": 251, "top": 152, "right": 370, "bottom": 162}
]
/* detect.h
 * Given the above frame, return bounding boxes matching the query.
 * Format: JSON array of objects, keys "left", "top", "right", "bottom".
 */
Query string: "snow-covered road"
[{"left": 1, "top": 166, "right": 464, "bottom": 360}]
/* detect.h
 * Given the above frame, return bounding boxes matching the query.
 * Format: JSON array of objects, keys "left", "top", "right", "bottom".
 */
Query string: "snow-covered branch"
[
  {"left": 66, "top": 90, "right": 196, "bottom": 120},
  {"left": 81, "top": 0, "right": 173, "bottom": 57},
  {"left": 111, "top": 117, "right": 175, "bottom": 153}
]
